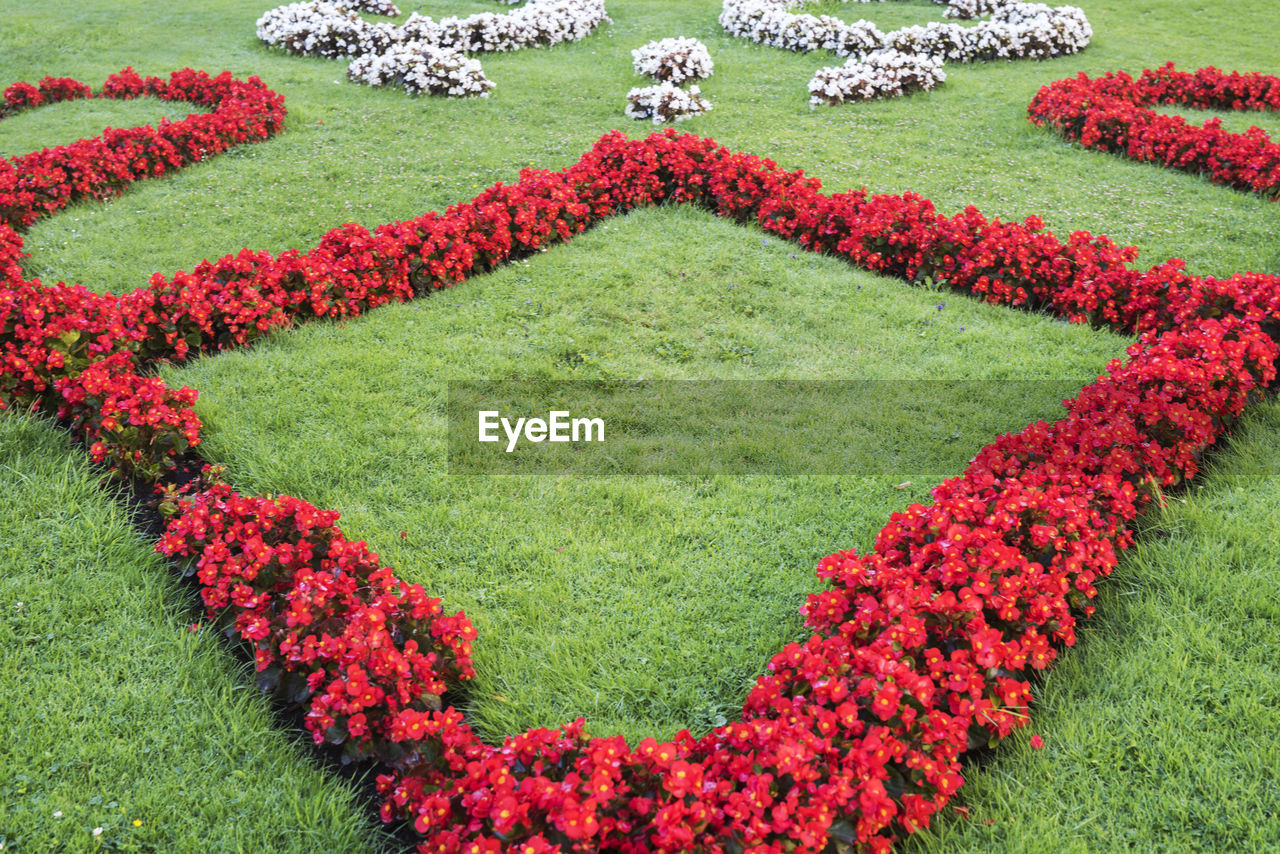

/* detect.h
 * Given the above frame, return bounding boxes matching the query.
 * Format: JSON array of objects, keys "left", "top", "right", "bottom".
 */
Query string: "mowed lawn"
[{"left": 2, "top": 0, "right": 1279, "bottom": 851}]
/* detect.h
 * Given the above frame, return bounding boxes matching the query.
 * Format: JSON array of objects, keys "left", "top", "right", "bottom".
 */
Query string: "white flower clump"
[
  {"left": 257, "top": 0, "right": 609, "bottom": 95},
  {"left": 719, "top": 1, "right": 885, "bottom": 56},
  {"left": 348, "top": 42, "right": 494, "bottom": 97},
  {"left": 632, "top": 37, "right": 714, "bottom": 83},
  {"left": 808, "top": 48, "right": 944, "bottom": 105},
  {"left": 625, "top": 83, "right": 712, "bottom": 123},
  {"left": 346, "top": 0, "right": 399, "bottom": 14},
  {"left": 721, "top": 0, "right": 1089, "bottom": 104},
  {"left": 721, "top": 0, "right": 1089, "bottom": 60}
]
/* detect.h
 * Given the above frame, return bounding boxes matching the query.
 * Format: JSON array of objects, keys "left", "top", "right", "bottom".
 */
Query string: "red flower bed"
[
  {"left": 0, "top": 67, "right": 286, "bottom": 476},
  {"left": 5, "top": 65, "right": 1280, "bottom": 853},
  {"left": 1028, "top": 62, "right": 1280, "bottom": 198},
  {"left": 1, "top": 67, "right": 286, "bottom": 229}
]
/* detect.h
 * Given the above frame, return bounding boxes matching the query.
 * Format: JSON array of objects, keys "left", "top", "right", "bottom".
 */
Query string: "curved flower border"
[
  {"left": 1029, "top": 63, "right": 1280, "bottom": 198},
  {"left": 4, "top": 65, "right": 1280, "bottom": 853},
  {"left": 720, "top": 0, "right": 1091, "bottom": 104},
  {"left": 256, "top": 0, "right": 609, "bottom": 97}
]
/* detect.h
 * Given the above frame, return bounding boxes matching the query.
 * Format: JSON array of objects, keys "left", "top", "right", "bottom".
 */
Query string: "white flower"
[
  {"left": 345, "top": 0, "right": 400, "bottom": 13},
  {"left": 720, "top": 0, "right": 1091, "bottom": 103},
  {"left": 348, "top": 42, "right": 494, "bottom": 97},
  {"left": 257, "top": 0, "right": 611, "bottom": 96},
  {"left": 809, "top": 48, "right": 945, "bottom": 105},
  {"left": 632, "top": 37, "right": 714, "bottom": 83},
  {"left": 625, "top": 83, "right": 712, "bottom": 123}
]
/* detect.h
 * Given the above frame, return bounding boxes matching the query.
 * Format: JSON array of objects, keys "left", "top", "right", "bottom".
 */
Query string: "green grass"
[{"left": 1, "top": 0, "right": 1279, "bottom": 850}]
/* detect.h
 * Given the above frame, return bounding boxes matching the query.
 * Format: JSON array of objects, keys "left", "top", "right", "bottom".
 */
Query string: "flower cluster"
[
  {"left": 625, "top": 83, "right": 712, "bottom": 124},
  {"left": 882, "top": 2, "right": 1092, "bottom": 62},
  {"left": 10, "top": 62, "right": 1280, "bottom": 853},
  {"left": 156, "top": 483, "right": 477, "bottom": 763},
  {"left": 722, "top": 0, "right": 1090, "bottom": 61},
  {"left": 631, "top": 37, "right": 714, "bottom": 84},
  {"left": 256, "top": 0, "right": 609, "bottom": 96},
  {"left": 54, "top": 351, "right": 202, "bottom": 482},
  {"left": 2, "top": 75, "right": 93, "bottom": 115},
  {"left": 937, "top": 0, "right": 1011, "bottom": 18},
  {"left": 0, "top": 68, "right": 285, "bottom": 476},
  {"left": 719, "top": 0, "right": 1091, "bottom": 103},
  {"left": 809, "top": 48, "right": 945, "bottom": 105},
  {"left": 1029, "top": 62, "right": 1280, "bottom": 199},
  {"left": 347, "top": 0, "right": 399, "bottom": 12},
  {"left": 348, "top": 42, "right": 494, "bottom": 97}
]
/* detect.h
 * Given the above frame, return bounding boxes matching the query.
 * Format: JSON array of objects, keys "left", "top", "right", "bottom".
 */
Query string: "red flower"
[{"left": 663, "top": 760, "right": 702, "bottom": 799}]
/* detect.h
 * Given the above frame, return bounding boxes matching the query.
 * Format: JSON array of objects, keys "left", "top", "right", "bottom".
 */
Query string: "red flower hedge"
[
  {"left": 5, "top": 64, "right": 1280, "bottom": 853},
  {"left": 1, "top": 67, "right": 286, "bottom": 477},
  {"left": 1, "top": 67, "right": 286, "bottom": 229},
  {"left": 157, "top": 485, "right": 479, "bottom": 764},
  {"left": 1028, "top": 62, "right": 1280, "bottom": 198}
]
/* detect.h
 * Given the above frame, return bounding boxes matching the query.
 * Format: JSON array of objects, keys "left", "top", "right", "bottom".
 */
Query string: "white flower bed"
[
  {"left": 720, "top": 0, "right": 1091, "bottom": 104},
  {"left": 625, "top": 83, "right": 712, "bottom": 123},
  {"left": 881, "top": 2, "right": 1092, "bottom": 62},
  {"left": 347, "top": 42, "right": 494, "bottom": 97},
  {"left": 632, "top": 37, "right": 714, "bottom": 83},
  {"left": 257, "top": 0, "right": 609, "bottom": 96},
  {"left": 808, "top": 48, "right": 944, "bottom": 105},
  {"left": 721, "top": 0, "right": 1088, "bottom": 61}
]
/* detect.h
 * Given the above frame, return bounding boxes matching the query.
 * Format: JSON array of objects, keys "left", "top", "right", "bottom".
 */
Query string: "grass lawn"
[{"left": 1, "top": 0, "right": 1278, "bottom": 851}]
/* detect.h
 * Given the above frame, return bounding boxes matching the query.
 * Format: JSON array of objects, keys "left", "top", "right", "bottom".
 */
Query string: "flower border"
[
  {"left": 808, "top": 48, "right": 945, "bottom": 105},
  {"left": 720, "top": 0, "right": 1091, "bottom": 62},
  {"left": 1, "top": 68, "right": 285, "bottom": 478},
  {"left": 4, "top": 65, "right": 1280, "bottom": 853},
  {"left": 1028, "top": 63, "right": 1280, "bottom": 198}
]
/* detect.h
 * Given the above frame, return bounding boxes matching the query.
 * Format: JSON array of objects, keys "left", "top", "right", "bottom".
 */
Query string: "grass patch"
[{"left": 0, "top": 96, "right": 201, "bottom": 157}]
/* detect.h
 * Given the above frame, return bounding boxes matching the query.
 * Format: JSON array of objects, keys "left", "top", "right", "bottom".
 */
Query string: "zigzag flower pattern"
[{"left": 4, "top": 63, "right": 1280, "bottom": 853}]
